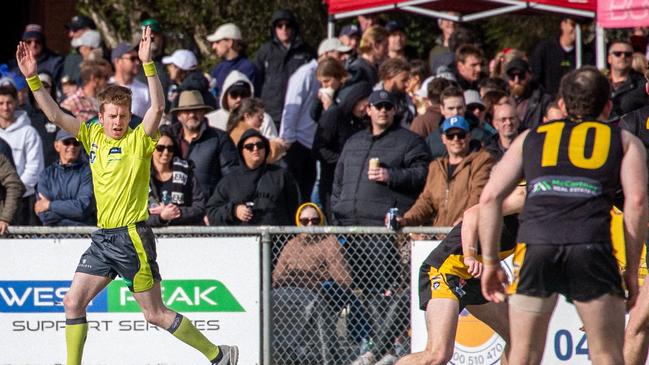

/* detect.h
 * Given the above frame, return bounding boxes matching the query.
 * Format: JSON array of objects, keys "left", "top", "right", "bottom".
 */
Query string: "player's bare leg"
[
  {"left": 572, "top": 294, "right": 625, "bottom": 365},
  {"left": 467, "top": 301, "right": 510, "bottom": 364},
  {"left": 625, "top": 280, "right": 649, "bottom": 365},
  {"left": 132, "top": 281, "right": 177, "bottom": 328},
  {"left": 395, "top": 298, "right": 459, "bottom": 365},
  {"left": 507, "top": 294, "right": 557, "bottom": 365},
  {"left": 62, "top": 272, "right": 112, "bottom": 365},
  {"left": 133, "top": 282, "right": 238, "bottom": 364}
]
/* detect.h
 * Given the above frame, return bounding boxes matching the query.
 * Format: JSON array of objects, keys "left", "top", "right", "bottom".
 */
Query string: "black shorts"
[
  {"left": 76, "top": 222, "right": 161, "bottom": 293},
  {"left": 419, "top": 264, "right": 487, "bottom": 311},
  {"left": 508, "top": 242, "right": 624, "bottom": 302}
]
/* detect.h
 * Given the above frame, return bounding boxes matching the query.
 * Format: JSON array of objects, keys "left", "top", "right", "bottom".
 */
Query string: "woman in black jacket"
[
  {"left": 148, "top": 129, "right": 206, "bottom": 226},
  {"left": 207, "top": 129, "right": 300, "bottom": 226}
]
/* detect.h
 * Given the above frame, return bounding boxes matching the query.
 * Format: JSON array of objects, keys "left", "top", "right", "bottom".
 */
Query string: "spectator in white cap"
[
  {"left": 207, "top": 23, "right": 258, "bottom": 103},
  {"left": 62, "top": 15, "right": 97, "bottom": 86},
  {"left": 464, "top": 89, "right": 487, "bottom": 124},
  {"left": 163, "top": 49, "right": 197, "bottom": 106},
  {"left": 279, "top": 37, "right": 351, "bottom": 202},
  {"left": 162, "top": 49, "right": 217, "bottom": 113},
  {"left": 71, "top": 30, "right": 102, "bottom": 62}
]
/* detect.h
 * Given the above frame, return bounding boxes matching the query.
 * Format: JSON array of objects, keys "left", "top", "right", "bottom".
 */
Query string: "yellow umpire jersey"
[{"left": 76, "top": 119, "right": 158, "bottom": 228}]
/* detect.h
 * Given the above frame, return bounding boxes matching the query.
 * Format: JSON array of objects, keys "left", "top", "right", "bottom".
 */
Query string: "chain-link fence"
[{"left": 5, "top": 225, "right": 450, "bottom": 365}]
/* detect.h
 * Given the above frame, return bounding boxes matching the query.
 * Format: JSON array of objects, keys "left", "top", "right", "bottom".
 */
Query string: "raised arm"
[
  {"left": 138, "top": 26, "right": 165, "bottom": 137},
  {"left": 16, "top": 42, "right": 81, "bottom": 135}
]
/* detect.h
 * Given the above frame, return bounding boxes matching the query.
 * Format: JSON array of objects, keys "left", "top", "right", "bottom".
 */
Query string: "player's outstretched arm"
[
  {"left": 461, "top": 185, "right": 526, "bottom": 277},
  {"left": 16, "top": 42, "right": 81, "bottom": 136},
  {"left": 620, "top": 130, "right": 648, "bottom": 309},
  {"left": 479, "top": 130, "right": 527, "bottom": 302},
  {"left": 139, "top": 26, "right": 165, "bottom": 137}
]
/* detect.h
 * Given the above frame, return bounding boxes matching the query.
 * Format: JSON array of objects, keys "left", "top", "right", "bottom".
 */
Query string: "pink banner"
[{"left": 598, "top": 0, "right": 649, "bottom": 28}]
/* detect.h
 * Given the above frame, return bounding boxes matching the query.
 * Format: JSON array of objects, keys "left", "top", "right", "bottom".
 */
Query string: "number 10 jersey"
[{"left": 519, "top": 119, "right": 623, "bottom": 246}]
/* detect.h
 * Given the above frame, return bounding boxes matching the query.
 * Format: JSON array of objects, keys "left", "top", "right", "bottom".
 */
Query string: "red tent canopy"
[
  {"left": 325, "top": 0, "right": 596, "bottom": 20},
  {"left": 324, "top": 0, "right": 602, "bottom": 66}
]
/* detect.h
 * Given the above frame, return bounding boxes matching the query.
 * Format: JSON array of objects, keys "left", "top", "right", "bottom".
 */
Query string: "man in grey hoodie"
[{"left": 0, "top": 84, "right": 44, "bottom": 225}]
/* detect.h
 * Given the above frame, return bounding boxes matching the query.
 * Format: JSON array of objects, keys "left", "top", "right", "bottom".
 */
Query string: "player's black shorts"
[
  {"left": 75, "top": 222, "right": 161, "bottom": 293},
  {"left": 419, "top": 264, "right": 487, "bottom": 311},
  {"left": 508, "top": 242, "right": 624, "bottom": 302}
]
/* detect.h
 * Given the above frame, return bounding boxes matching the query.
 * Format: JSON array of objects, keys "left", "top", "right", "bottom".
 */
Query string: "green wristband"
[
  {"left": 143, "top": 61, "right": 156, "bottom": 77},
  {"left": 26, "top": 75, "right": 42, "bottom": 92}
]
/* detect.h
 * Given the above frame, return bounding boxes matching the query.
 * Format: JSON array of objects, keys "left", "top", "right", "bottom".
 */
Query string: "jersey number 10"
[{"left": 537, "top": 122, "right": 610, "bottom": 170}]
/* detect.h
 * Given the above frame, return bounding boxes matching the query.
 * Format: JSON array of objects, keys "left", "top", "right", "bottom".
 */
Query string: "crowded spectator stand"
[
  {"left": 324, "top": 0, "right": 649, "bottom": 69},
  {"left": 5, "top": 2, "right": 649, "bottom": 364}
]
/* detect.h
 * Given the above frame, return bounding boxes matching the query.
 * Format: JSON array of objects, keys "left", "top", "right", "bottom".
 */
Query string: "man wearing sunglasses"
[
  {"left": 9, "top": 24, "right": 63, "bottom": 88},
  {"left": 402, "top": 115, "right": 494, "bottom": 227},
  {"left": 505, "top": 57, "right": 552, "bottom": 131},
  {"left": 110, "top": 42, "right": 151, "bottom": 118},
  {"left": 607, "top": 39, "right": 645, "bottom": 119},
  {"left": 254, "top": 9, "right": 314, "bottom": 130},
  {"left": 35, "top": 129, "right": 95, "bottom": 226}
]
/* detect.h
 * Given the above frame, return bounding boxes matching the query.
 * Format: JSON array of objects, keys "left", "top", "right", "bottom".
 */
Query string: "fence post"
[{"left": 261, "top": 229, "right": 272, "bottom": 365}]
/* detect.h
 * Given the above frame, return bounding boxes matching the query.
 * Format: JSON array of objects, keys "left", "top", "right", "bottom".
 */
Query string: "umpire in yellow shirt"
[{"left": 16, "top": 27, "right": 238, "bottom": 365}]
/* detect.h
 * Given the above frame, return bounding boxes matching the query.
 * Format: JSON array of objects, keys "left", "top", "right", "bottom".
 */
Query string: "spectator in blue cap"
[
  {"left": 35, "top": 129, "right": 96, "bottom": 226},
  {"left": 400, "top": 114, "right": 495, "bottom": 227},
  {"left": 0, "top": 64, "right": 29, "bottom": 107}
]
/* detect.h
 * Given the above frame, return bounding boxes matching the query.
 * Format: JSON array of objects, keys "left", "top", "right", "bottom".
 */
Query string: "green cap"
[{"left": 140, "top": 18, "right": 161, "bottom": 33}]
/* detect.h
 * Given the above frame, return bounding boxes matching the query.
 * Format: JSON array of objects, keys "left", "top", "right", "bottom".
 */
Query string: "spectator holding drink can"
[
  {"left": 332, "top": 90, "right": 430, "bottom": 226},
  {"left": 331, "top": 90, "right": 430, "bottom": 363}
]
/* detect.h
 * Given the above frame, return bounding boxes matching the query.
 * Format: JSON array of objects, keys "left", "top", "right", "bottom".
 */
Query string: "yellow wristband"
[
  {"left": 143, "top": 61, "right": 156, "bottom": 77},
  {"left": 26, "top": 75, "right": 43, "bottom": 92}
]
